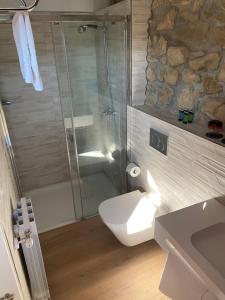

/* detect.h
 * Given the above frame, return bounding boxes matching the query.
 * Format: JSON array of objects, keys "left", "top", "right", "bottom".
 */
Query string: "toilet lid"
[{"left": 99, "top": 190, "right": 147, "bottom": 224}]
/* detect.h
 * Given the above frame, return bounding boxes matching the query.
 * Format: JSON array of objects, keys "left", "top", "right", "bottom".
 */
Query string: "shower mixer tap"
[{"left": 101, "top": 107, "right": 116, "bottom": 116}]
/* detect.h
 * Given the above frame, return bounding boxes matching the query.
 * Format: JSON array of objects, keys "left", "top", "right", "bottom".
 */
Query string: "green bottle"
[
  {"left": 183, "top": 111, "right": 189, "bottom": 124},
  {"left": 188, "top": 111, "right": 194, "bottom": 123}
]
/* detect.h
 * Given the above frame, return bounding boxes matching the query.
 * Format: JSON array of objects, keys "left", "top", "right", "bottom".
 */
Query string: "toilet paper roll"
[{"left": 126, "top": 163, "right": 141, "bottom": 178}]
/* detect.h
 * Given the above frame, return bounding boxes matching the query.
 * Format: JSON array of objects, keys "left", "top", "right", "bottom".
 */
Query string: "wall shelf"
[{"left": 135, "top": 104, "right": 225, "bottom": 149}]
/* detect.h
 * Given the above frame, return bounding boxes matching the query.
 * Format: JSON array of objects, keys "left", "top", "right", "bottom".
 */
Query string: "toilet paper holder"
[{"left": 126, "top": 163, "right": 141, "bottom": 178}]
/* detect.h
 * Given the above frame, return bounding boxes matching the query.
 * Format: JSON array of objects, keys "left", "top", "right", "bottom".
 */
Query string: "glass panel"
[
  {"left": 54, "top": 19, "right": 127, "bottom": 218},
  {"left": 0, "top": 20, "right": 77, "bottom": 232},
  {"left": 51, "top": 21, "right": 83, "bottom": 220},
  {"left": 95, "top": 21, "right": 127, "bottom": 195}
]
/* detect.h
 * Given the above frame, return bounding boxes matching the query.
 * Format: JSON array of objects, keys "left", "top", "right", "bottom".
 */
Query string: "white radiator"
[{"left": 14, "top": 198, "right": 51, "bottom": 300}]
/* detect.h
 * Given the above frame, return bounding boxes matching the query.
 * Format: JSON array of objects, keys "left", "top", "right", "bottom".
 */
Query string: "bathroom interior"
[{"left": 1, "top": 0, "right": 225, "bottom": 300}]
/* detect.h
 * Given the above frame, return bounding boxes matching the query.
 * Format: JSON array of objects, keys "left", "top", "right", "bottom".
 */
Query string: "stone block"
[
  {"left": 167, "top": 46, "right": 189, "bottom": 66},
  {"left": 189, "top": 53, "right": 220, "bottom": 71},
  {"left": 201, "top": 99, "right": 225, "bottom": 121},
  {"left": 146, "top": 65, "right": 156, "bottom": 82},
  {"left": 156, "top": 65, "right": 166, "bottom": 81},
  {"left": 218, "top": 64, "right": 225, "bottom": 82},
  {"left": 157, "top": 8, "right": 177, "bottom": 31},
  {"left": 182, "top": 69, "right": 200, "bottom": 84},
  {"left": 150, "top": 35, "right": 168, "bottom": 58},
  {"left": 158, "top": 84, "right": 174, "bottom": 104},
  {"left": 164, "top": 67, "right": 179, "bottom": 85},
  {"left": 203, "top": 77, "right": 223, "bottom": 95},
  {"left": 192, "top": 0, "right": 205, "bottom": 13},
  {"left": 177, "top": 87, "right": 194, "bottom": 109}
]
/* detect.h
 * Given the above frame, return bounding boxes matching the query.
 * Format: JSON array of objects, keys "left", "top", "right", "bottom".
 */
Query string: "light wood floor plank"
[{"left": 40, "top": 217, "right": 169, "bottom": 300}]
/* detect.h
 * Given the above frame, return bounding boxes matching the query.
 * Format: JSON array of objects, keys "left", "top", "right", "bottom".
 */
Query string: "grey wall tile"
[{"left": 0, "top": 23, "right": 70, "bottom": 191}]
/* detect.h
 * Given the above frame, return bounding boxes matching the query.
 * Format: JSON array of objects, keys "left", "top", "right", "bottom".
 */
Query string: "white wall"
[
  {"left": 128, "top": 106, "right": 225, "bottom": 213},
  {"left": 0, "top": 105, "right": 31, "bottom": 300}
]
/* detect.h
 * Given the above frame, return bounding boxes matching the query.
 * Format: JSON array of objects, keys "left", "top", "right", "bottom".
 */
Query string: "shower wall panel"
[{"left": 0, "top": 22, "right": 69, "bottom": 191}]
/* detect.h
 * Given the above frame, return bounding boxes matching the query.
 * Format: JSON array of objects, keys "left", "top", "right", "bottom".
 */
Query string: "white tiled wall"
[{"left": 128, "top": 106, "right": 225, "bottom": 212}]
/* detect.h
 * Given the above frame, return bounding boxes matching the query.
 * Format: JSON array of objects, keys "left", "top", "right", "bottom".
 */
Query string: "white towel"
[{"left": 12, "top": 12, "right": 43, "bottom": 91}]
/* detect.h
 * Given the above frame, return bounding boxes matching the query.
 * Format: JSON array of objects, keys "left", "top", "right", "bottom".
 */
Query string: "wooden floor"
[{"left": 40, "top": 217, "right": 169, "bottom": 300}]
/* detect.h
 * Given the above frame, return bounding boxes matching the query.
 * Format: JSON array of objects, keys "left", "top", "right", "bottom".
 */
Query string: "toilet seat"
[{"left": 99, "top": 190, "right": 161, "bottom": 247}]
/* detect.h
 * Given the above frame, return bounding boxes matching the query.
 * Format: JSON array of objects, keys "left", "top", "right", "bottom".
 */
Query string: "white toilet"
[{"left": 99, "top": 190, "right": 164, "bottom": 246}]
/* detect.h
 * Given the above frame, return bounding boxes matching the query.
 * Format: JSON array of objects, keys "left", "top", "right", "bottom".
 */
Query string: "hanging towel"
[{"left": 12, "top": 12, "right": 43, "bottom": 91}]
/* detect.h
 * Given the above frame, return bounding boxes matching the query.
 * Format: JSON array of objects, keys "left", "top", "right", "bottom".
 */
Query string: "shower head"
[
  {"left": 78, "top": 24, "right": 105, "bottom": 33},
  {"left": 20, "top": 0, "right": 27, "bottom": 7}
]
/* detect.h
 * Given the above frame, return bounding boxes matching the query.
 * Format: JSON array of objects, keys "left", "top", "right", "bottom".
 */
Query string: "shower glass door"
[{"left": 52, "top": 17, "right": 128, "bottom": 218}]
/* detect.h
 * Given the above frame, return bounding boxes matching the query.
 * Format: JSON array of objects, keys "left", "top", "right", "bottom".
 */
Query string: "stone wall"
[{"left": 146, "top": 0, "right": 225, "bottom": 124}]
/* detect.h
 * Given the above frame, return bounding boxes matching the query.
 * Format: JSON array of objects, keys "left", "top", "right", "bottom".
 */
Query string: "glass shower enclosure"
[
  {"left": 51, "top": 16, "right": 128, "bottom": 219},
  {"left": 0, "top": 13, "right": 128, "bottom": 232}
]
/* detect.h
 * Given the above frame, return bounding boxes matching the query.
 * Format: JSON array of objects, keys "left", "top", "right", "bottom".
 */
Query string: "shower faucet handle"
[{"left": 101, "top": 107, "right": 117, "bottom": 116}]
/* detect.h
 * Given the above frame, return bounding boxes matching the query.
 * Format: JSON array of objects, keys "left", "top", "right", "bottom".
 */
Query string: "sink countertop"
[{"left": 155, "top": 197, "right": 225, "bottom": 300}]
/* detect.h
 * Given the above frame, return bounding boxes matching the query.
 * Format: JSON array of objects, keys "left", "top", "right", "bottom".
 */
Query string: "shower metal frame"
[
  {"left": 29, "top": 13, "right": 128, "bottom": 22},
  {"left": 48, "top": 13, "right": 130, "bottom": 219},
  {"left": 0, "top": 0, "right": 39, "bottom": 12},
  {"left": 0, "top": 12, "right": 129, "bottom": 25}
]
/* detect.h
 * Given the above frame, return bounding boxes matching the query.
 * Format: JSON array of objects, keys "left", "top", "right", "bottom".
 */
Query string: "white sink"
[
  {"left": 155, "top": 198, "right": 225, "bottom": 299},
  {"left": 191, "top": 223, "right": 225, "bottom": 279}
]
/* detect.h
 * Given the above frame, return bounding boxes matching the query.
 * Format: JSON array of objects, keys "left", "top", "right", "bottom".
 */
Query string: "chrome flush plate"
[{"left": 150, "top": 128, "right": 168, "bottom": 156}]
